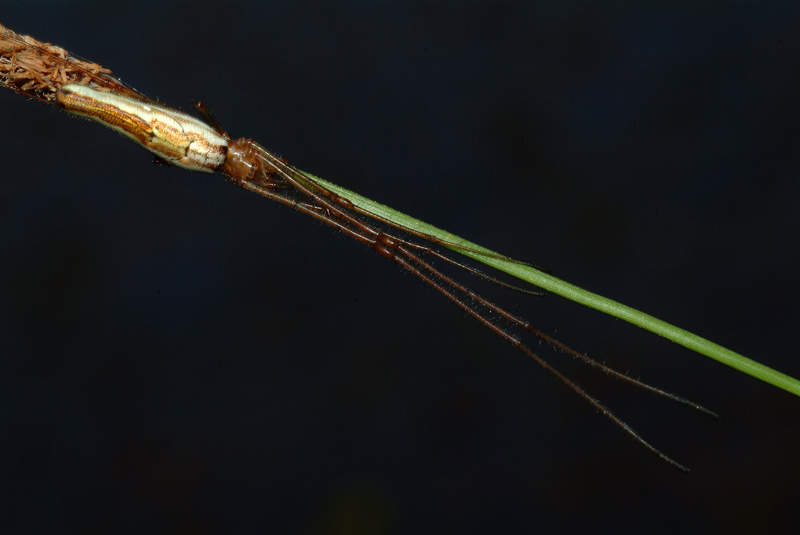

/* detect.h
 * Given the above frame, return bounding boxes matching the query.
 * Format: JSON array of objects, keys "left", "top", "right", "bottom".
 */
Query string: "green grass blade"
[{"left": 313, "top": 174, "right": 800, "bottom": 398}]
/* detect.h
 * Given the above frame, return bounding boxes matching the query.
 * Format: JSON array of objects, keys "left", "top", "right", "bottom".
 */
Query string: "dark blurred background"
[{"left": 2, "top": 1, "right": 799, "bottom": 533}]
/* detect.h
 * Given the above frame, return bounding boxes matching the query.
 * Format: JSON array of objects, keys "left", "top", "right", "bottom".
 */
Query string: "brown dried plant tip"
[{"left": 0, "top": 23, "right": 141, "bottom": 105}]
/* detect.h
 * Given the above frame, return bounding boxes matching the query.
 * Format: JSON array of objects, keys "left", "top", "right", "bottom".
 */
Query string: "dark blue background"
[{"left": 2, "top": 1, "right": 799, "bottom": 533}]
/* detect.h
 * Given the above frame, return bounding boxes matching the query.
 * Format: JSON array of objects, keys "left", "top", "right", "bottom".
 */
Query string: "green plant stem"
[{"left": 313, "top": 174, "right": 800, "bottom": 398}]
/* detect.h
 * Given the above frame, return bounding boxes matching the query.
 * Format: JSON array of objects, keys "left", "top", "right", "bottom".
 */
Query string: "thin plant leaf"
[{"left": 313, "top": 174, "right": 800, "bottom": 398}]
